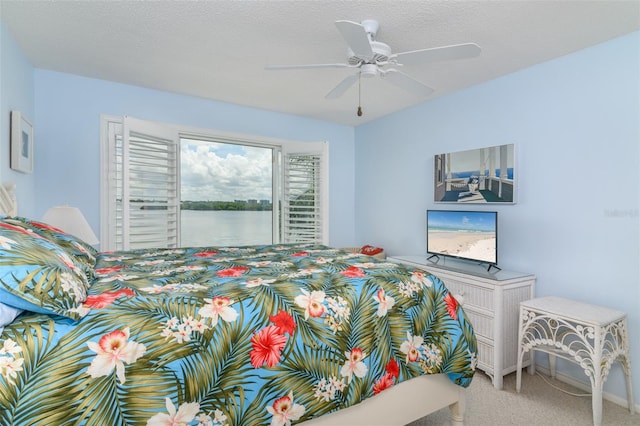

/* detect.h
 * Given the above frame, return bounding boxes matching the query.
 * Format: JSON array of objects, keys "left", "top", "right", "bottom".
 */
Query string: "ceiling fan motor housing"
[{"left": 347, "top": 41, "right": 391, "bottom": 65}]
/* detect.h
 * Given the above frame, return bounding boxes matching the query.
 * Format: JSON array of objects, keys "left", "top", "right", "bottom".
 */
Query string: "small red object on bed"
[{"left": 361, "top": 245, "right": 383, "bottom": 256}]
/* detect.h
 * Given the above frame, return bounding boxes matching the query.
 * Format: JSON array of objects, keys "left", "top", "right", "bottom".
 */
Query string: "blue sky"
[{"left": 427, "top": 210, "right": 496, "bottom": 232}]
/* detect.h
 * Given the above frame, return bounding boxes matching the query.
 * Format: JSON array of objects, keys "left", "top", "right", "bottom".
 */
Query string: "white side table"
[{"left": 516, "top": 296, "right": 634, "bottom": 425}]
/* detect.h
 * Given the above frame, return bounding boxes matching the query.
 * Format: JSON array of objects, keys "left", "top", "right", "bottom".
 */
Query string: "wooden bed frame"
[
  {"left": 302, "top": 374, "right": 465, "bottom": 425},
  {"left": 0, "top": 183, "right": 466, "bottom": 425}
]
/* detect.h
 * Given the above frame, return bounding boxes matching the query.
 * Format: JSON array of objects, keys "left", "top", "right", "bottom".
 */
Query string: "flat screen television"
[{"left": 426, "top": 210, "right": 498, "bottom": 269}]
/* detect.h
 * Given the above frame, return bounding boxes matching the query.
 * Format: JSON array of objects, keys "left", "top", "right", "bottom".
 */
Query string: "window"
[
  {"left": 179, "top": 138, "right": 274, "bottom": 247},
  {"left": 100, "top": 116, "right": 328, "bottom": 251}
]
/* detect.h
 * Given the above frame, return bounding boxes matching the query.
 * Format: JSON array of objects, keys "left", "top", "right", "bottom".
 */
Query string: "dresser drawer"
[
  {"left": 462, "top": 308, "right": 494, "bottom": 340},
  {"left": 476, "top": 336, "right": 494, "bottom": 374},
  {"left": 439, "top": 277, "right": 494, "bottom": 311}
]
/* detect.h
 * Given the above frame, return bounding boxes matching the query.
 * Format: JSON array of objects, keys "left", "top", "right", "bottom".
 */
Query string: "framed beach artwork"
[
  {"left": 434, "top": 143, "right": 516, "bottom": 204},
  {"left": 10, "top": 111, "right": 34, "bottom": 174}
]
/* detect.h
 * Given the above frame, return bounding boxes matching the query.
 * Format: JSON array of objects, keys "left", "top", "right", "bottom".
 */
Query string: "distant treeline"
[{"left": 181, "top": 200, "right": 272, "bottom": 211}]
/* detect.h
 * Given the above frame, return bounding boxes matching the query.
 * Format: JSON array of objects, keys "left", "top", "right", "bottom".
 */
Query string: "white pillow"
[{"left": 0, "top": 302, "right": 23, "bottom": 334}]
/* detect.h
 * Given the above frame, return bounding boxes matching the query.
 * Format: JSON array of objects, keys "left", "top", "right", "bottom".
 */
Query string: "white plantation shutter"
[
  {"left": 102, "top": 116, "right": 179, "bottom": 250},
  {"left": 102, "top": 117, "right": 328, "bottom": 249},
  {"left": 101, "top": 117, "right": 124, "bottom": 250},
  {"left": 281, "top": 142, "right": 328, "bottom": 245}
]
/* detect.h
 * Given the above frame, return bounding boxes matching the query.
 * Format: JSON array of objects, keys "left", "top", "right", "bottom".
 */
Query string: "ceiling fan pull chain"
[{"left": 357, "top": 71, "right": 363, "bottom": 117}]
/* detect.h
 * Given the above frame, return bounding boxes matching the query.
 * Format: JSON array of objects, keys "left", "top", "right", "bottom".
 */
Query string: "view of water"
[
  {"left": 451, "top": 168, "right": 514, "bottom": 180},
  {"left": 180, "top": 209, "right": 273, "bottom": 247}
]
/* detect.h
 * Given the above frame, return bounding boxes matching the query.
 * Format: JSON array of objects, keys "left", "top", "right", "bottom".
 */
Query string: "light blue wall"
[
  {"left": 30, "top": 71, "right": 355, "bottom": 248},
  {"left": 0, "top": 24, "right": 36, "bottom": 214},
  {"left": 355, "top": 31, "right": 640, "bottom": 406}
]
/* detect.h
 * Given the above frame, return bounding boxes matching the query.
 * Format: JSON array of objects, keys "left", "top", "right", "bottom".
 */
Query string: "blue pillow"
[
  {"left": 0, "top": 222, "right": 90, "bottom": 321},
  {"left": 0, "top": 302, "right": 22, "bottom": 335},
  {"left": 1, "top": 216, "right": 97, "bottom": 281}
]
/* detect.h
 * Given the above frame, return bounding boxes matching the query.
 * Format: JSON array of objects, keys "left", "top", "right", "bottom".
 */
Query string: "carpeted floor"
[{"left": 408, "top": 371, "right": 638, "bottom": 425}]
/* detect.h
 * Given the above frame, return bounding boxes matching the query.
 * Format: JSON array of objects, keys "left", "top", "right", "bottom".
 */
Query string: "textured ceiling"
[{"left": 1, "top": 1, "right": 639, "bottom": 126}]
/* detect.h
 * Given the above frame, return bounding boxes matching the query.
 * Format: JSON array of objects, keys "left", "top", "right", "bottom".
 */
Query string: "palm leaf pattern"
[{"left": 0, "top": 244, "right": 476, "bottom": 425}]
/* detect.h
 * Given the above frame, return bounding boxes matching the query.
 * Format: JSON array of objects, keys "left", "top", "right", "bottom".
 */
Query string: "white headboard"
[{"left": 0, "top": 183, "right": 17, "bottom": 216}]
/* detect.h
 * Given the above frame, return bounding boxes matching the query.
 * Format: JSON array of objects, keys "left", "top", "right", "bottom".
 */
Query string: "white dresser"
[{"left": 389, "top": 255, "right": 535, "bottom": 389}]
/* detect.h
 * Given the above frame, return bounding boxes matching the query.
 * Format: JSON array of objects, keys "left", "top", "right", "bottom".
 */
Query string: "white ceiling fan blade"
[
  {"left": 265, "top": 63, "right": 350, "bottom": 70},
  {"left": 394, "top": 43, "right": 481, "bottom": 66},
  {"left": 325, "top": 74, "right": 358, "bottom": 99},
  {"left": 335, "top": 20, "right": 373, "bottom": 60},
  {"left": 383, "top": 69, "right": 434, "bottom": 97}
]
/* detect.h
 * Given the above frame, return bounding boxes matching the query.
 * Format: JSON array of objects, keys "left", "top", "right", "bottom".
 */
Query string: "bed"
[{"left": 0, "top": 198, "right": 476, "bottom": 425}]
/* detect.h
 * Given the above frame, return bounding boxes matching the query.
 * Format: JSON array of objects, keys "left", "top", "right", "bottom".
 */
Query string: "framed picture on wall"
[
  {"left": 434, "top": 143, "right": 516, "bottom": 204},
  {"left": 10, "top": 111, "right": 34, "bottom": 174}
]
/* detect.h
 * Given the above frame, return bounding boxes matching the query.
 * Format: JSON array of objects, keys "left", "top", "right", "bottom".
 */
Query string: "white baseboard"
[{"left": 534, "top": 365, "right": 639, "bottom": 413}]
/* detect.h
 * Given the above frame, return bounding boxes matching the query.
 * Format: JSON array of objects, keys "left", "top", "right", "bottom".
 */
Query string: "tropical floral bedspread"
[{"left": 1, "top": 243, "right": 476, "bottom": 425}]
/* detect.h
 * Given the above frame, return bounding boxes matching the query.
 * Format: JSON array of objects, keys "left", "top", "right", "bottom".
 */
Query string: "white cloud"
[{"left": 180, "top": 140, "right": 272, "bottom": 201}]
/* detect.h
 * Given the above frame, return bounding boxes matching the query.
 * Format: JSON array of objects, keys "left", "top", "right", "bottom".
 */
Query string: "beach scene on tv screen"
[{"left": 428, "top": 211, "right": 496, "bottom": 263}]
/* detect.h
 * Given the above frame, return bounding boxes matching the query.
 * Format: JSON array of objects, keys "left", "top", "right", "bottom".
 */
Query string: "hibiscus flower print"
[
  {"left": 198, "top": 297, "right": 239, "bottom": 327},
  {"left": 94, "top": 265, "right": 125, "bottom": 275},
  {"left": 385, "top": 358, "right": 400, "bottom": 379},
  {"left": 250, "top": 325, "right": 288, "bottom": 368},
  {"left": 341, "top": 265, "right": 365, "bottom": 278},
  {"left": 372, "top": 372, "right": 394, "bottom": 395},
  {"left": 294, "top": 289, "right": 326, "bottom": 320},
  {"left": 146, "top": 397, "right": 200, "bottom": 426},
  {"left": 444, "top": 293, "right": 459, "bottom": 320},
  {"left": 86, "top": 327, "right": 146, "bottom": 384},
  {"left": 269, "top": 310, "right": 296, "bottom": 335},
  {"left": 84, "top": 288, "right": 135, "bottom": 309},
  {"left": 193, "top": 250, "right": 219, "bottom": 257},
  {"left": 216, "top": 265, "right": 250, "bottom": 277},
  {"left": 340, "top": 347, "right": 368, "bottom": 383},
  {"left": 266, "top": 392, "right": 306, "bottom": 426}
]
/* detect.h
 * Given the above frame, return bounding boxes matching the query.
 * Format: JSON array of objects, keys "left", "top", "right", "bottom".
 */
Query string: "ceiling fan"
[{"left": 266, "top": 19, "right": 482, "bottom": 105}]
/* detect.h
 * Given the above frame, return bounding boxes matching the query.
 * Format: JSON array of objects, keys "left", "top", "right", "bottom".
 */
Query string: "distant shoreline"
[{"left": 181, "top": 200, "right": 272, "bottom": 211}]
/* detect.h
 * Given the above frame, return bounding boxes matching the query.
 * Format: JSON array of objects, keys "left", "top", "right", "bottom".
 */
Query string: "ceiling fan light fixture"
[{"left": 360, "top": 63, "right": 378, "bottom": 78}]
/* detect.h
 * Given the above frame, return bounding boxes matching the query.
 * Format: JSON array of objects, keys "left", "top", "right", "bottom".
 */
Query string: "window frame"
[{"left": 100, "top": 115, "right": 328, "bottom": 250}]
